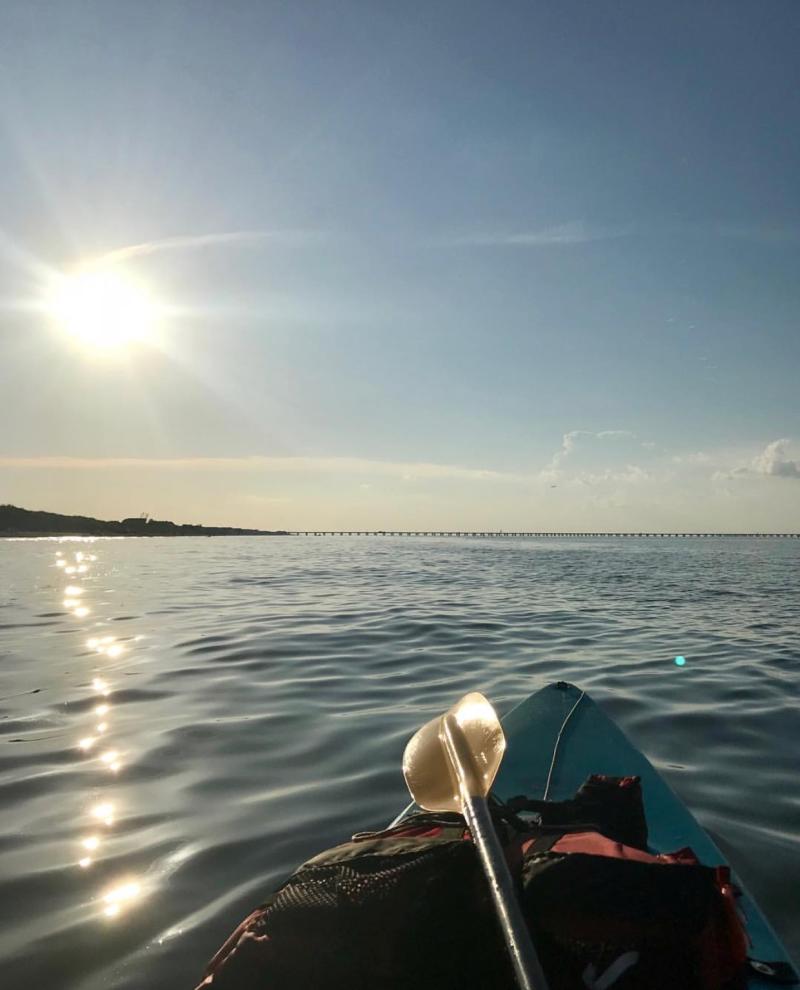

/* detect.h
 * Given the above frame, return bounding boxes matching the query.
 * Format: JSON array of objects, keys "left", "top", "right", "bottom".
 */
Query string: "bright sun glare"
[{"left": 47, "top": 266, "right": 160, "bottom": 353}]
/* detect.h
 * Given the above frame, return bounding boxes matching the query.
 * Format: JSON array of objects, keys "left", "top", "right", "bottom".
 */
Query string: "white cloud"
[
  {"left": 710, "top": 439, "right": 800, "bottom": 482},
  {"left": 445, "top": 221, "right": 632, "bottom": 248},
  {"left": 711, "top": 467, "right": 749, "bottom": 482},
  {"left": 537, "top": 430, "right": 654, "bottom": 490},
  {"left": 98, "top": 229, "right": 324, "bottom": 265},
  {"left": 0, "top": 454, "right": 522, "bottom": 483},
  {"left": 543, "top": 429, "right": 638, "bottom": 473},
  {"left": 564, "top": 465, "right": 652, "bottom": 488},
  {"left": 751, "top": 439, "right": 800, "bottom": 479},
  {"left": 614, "top": 465, "right": 651, "bottom": 484}
]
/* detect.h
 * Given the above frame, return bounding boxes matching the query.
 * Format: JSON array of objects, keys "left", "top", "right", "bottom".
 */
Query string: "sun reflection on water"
[
  {"left": 88, "top": 635, "right": 123, "bottom": 658},
  {"left": 92, "top": 802, "right": 115, "bottom": 826},
  {"left": 103, "top": 880, "right": 142, "bottom": 918},
  {"left": 100, "top": 749, "right": 121, "bottom": 773},
  {"left": 53, "top": 544, "right": 149, "bottom": 920}
]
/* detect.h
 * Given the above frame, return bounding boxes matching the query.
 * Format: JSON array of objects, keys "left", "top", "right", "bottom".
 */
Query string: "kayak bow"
[{"left": 396, "top": 681, "right": 797, "bottom": 989}]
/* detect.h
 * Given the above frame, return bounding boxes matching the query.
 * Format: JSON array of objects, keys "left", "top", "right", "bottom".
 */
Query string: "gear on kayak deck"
[
  {"left": 195, "top": 682, "right": 798, "bottom": 990},
  {"left": 196, "top": 777, "right": 749, "bottom": 989}
]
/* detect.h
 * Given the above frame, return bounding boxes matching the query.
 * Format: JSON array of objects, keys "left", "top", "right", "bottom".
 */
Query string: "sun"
[{"left": 46, "top": 265, "right": 160, "bottom": 353}]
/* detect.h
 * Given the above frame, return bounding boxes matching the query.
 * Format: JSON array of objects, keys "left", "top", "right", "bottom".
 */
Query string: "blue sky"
[{"left": 1, "top": 1, "right": 799, "bottom": 529}]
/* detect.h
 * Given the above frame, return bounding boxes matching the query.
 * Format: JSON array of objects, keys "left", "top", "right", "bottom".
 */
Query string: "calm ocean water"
[{"left": 1, "top": 535, "right": 798, "bottom": 987}]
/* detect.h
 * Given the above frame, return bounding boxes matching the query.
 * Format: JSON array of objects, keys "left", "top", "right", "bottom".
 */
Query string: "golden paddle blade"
[
  {"left": 402, "top": 692, "right": 506, "bottom": 812},
  {"left": 402, "top": 713, "right": 458, "bottom": 812}
]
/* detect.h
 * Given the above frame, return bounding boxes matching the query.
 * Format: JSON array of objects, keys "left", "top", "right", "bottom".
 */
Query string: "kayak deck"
[
  {"left": 496, "top": 682, "right": 797, "bottom": 988},
  {"left": 401, "top": 681, "right": 797, "bottom": 987}
]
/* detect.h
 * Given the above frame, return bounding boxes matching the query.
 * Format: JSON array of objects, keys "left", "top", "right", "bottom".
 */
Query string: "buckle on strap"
[{"left": 749, "top": 959, "right": 800, "bottom": 985}]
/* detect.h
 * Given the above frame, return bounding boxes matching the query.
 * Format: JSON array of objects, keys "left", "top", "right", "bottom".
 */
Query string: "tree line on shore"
[{"left": 0, "top": 504, "right": 289, "bottom": 537}]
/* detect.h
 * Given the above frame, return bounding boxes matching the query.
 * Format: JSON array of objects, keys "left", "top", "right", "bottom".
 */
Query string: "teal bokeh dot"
[{"left": 674, "top": 655, "right": 686, "bottom": 666}]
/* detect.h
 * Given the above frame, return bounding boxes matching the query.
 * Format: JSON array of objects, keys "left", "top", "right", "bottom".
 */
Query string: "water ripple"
[{"left": 0, "top": 535, "right": 798, "bottom": 988}]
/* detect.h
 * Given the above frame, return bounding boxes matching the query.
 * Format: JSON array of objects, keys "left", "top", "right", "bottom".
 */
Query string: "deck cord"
[{"left": 542, "top": 689, "right": 585, "bottom": 801}]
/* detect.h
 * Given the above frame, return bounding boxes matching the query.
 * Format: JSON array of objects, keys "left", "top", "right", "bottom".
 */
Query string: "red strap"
[{"left": 528, "top": 830, "right": 700, "bottom": 865}]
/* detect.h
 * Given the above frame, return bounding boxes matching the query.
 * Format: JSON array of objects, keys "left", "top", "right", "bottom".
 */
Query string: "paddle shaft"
[{"left": 443, "top": 720, "right": 550, "bottom": 990}]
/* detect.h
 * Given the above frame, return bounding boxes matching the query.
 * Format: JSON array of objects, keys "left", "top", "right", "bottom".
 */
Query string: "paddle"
[{"left": 402, "top": 692, "right": 550, "bottom": 990}]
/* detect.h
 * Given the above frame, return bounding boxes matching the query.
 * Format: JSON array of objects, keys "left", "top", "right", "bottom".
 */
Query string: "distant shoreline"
[
  {"left": 0, "top": 504, "right": 290, "bottom": 538},
  {"left": 2, "top": 506, "right": 797, "bottom": 539},
  {"left": 2, "top": 532, "right": 290, "bottom": 538}
]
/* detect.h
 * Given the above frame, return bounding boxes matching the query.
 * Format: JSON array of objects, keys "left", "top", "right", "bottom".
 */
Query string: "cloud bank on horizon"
[{"left": 3, "top": 437, "right": 798, "bottom": 531}]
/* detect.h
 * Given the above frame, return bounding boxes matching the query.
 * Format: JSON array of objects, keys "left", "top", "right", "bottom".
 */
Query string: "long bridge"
[{"left": 292, "top": 531, "right": 799, "bottom": 538}]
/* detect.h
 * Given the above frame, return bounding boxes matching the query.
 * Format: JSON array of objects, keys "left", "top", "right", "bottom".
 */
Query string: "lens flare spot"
[
  {"left": 82, "top": 835, "right": 100, "bottom": 851},
  {"left": 674, "top": 655, "right": 687, "bottom": 667},
  {"left": 79, "top": 737, "right": 96, "bottom": 751},
  {"left": 79, "top": 857, "right": 92, "bottom": 869}
]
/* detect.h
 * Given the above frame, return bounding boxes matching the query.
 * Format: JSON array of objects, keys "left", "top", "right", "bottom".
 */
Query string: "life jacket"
[{"left": 195, "top": 776, "right": 755, "bottom": 990}]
